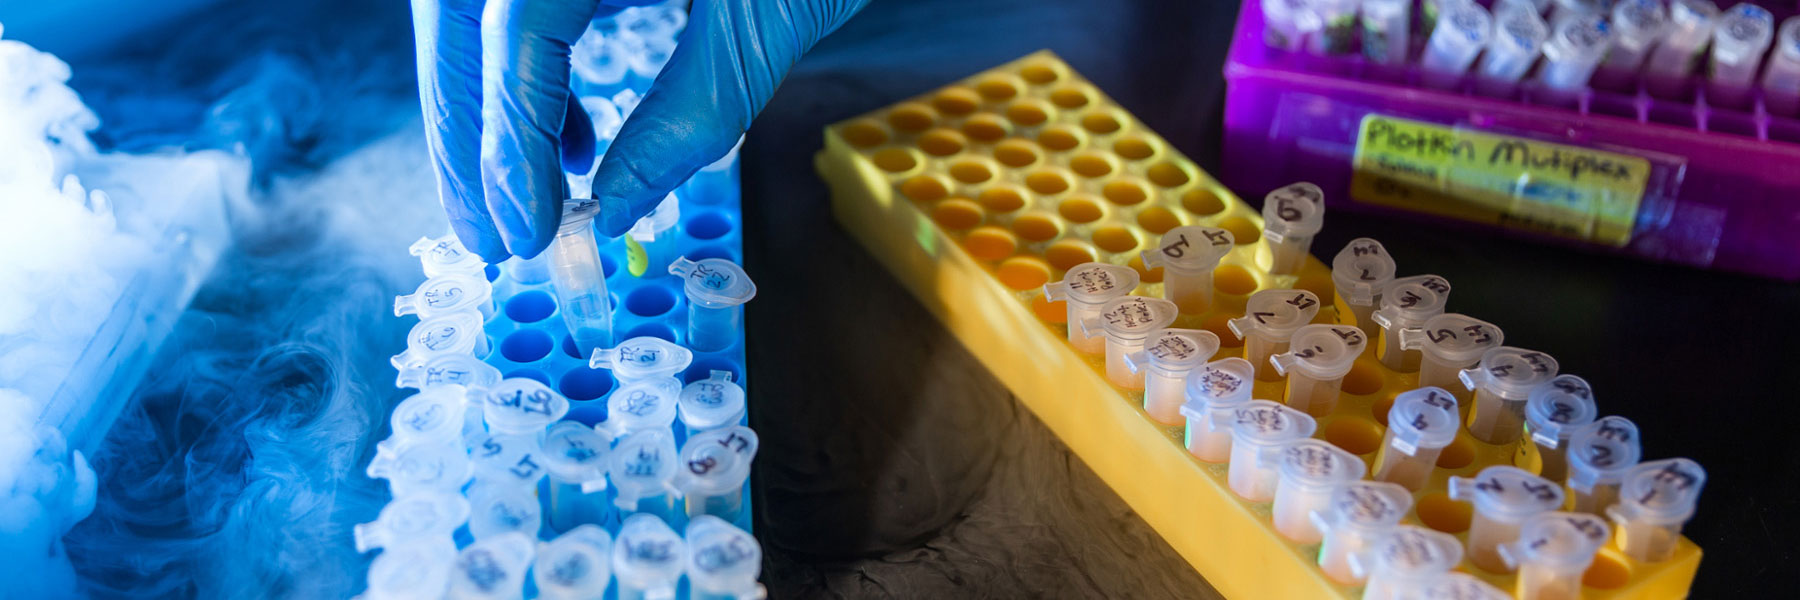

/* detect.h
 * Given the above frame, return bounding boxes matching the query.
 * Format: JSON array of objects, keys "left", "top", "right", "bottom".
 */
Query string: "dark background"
[
  {"left": 14, "top": 0, "right": 1790, "bottom": 596},
  {"left": 745, "top": 0, "right": 1796, "bottom": 597}
]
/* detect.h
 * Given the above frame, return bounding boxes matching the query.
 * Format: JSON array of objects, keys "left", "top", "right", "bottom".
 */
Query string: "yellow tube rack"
[{"left": 814, "top": 50, "right": 1699, "bottom": 599}]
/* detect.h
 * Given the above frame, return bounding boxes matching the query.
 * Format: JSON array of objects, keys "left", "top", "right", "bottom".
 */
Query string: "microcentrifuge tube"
[
  {"left": 1448, "top": 465, "right": 1565, "bottom": 573},
  {"left": 396, "top": 353, "right": 501, "bottom": 392},
  {"left": 1082, "top": 295, "right": 1180, "bottom": 389},
  {"left": 1372, "top": 387, "right": 1460, "bottom": 492},
  {"left": 353, "top": 491, "right": 471, "bottom": 553},
  {"left": 410, "top": 234, "right": 487, "bottom": 278},
  {"left": 1420, "top": 1, "right": 1494, "bottom": 88},
  {"left": 1179, "top": 358, "right": 1257, "bottom": 462},
  {"left": 1260, "top": 182, "right": 1325, "bottom": 275},
  {"left": 1370, "top": 275, "right": 1451, "bottom": 372},
  {"left": 1312, "top": 481, "right": 1413, "bottom": 585},
  {"left": 1498, "top": 512, "right": 1610, "bottom": 600},
  {"left": 1272, "top": 439, "right": 1367, "bottom": 544},
  {"left": 1270, "top": 324, "right": 1367, "bottom": 417},
  {"left": 1608, "top": 457, "right": 1706, "bottom": 562},
  {"left": 673, "top": 426, "right": 759, "bottom": 521},
  {"left": 608, "top": 428, "right": 682, "bottom": 517},
  {"left": 668, "top": 257, "right": 758, "bottom": 352},
  {"left": 1045, "top": 262, "right": 1142, "bottom": 353},
  {"left": 1400, "top": 572, "right": 1510, "bottom": 600},
  {"left": 1521, "top": 374, "right": 1598, "bottom": 482},
  {"left": 540, "top": 421, "right": 615, "bottom": 530},
  {"left": 1537, "top": 13, "right": 1613, "bottom": 93},
  {"left": 465, "top": 485, "right": 543, "bottom": 541},
  {"left": 1761, "top": 17, "right": 1800, "bottom": 116},
  {"left": 1602, "top": 0, "right": 1670, "bottom": 73},
  {"left": 1397, "top": 313, "right": 1502, "bottom": 406},
  {"left": 1352, "top": 526, "right": 1463, "bottom": 600},
  {"left": 396, "top": 273, "right": 495, "bottom": 321},
  {"left": 466, "top": 431, "right": 549, "bottom": 490},
  {"left": 478, "top": 378, "right": 571, "bottom": 436},
  {"left": 1263, "top": 0, "right": 1322, "bottom": 52},
  {"left": 387, "top": 385, "right": 470, "bottom": 443},
  {"left": 628, "top": 193, "right": 682, "bottom": 274},
  {"left": 1140, "top": 227, "right": 1231, "bottom": 314},
  {"left": 362, "top": 541, "right": 457, "bottom": 600},
  {"left": 1460, "top": 347, "right": 1559, "bottom": 444},
  {"left": 1476, "top": 5, "right": 1549, "bottom": 93},
  {"left": 448, "top": 532, "right": 535, "bottom": 600},
  {"left": 1706, "top": 3, "right": 1775, "bottom": 108},
  {"left": 550, "top": 199, "right": 615, "bottom": 358},
  {"left": 367, "top": 438, "right": 473, "bottom": 497},
  {"left": 613, "top": 513, "right": 686, "bottom": 600},
  {"left": 391, "top": 312, "right": 490, "bottom": 369},
  {"left": 601, "top": 377, "right": 682, "bottom": 437},
  {"left": 1565, "top": 416, "right": 1642, "bottom": 515},
  {"left": 1360, "top": 0, "right": 1411, "bottom": 65},
  {"left": 590, "top": 336, "right": 695, "bottom": 384},
  {"left": 685, "top": 516, "right": 767, "bottom": 600},
  {"left": 1644, "top": 0, "right": 1720, "bottom": 95},
  {"left": 533, "top": 525, "right": 614, "bottom": 600},
  {"left": 1306, "top": 0, "right": 1360, "bottom": 56},
  {"left": 1330, "top": 238, "right": 1396, "bottom": 345},
  {"left": 1124, "top": 328, "right": 1220, "bottom": 425},
  {"left": 1228, "top": 289, "right": 1322, "bottom": 382},
  {"left": 1494, "top": 0, "right": 1552, "bottom": 16},
  {"left": 1545, "top": 0, "right": 1605, "bottom": 26},
  {"left": 678, "top": 370, "right": 747, "bottom": 434},
  {"left": 1228, "top": 400, "right": 1319, "bottom": 502}
]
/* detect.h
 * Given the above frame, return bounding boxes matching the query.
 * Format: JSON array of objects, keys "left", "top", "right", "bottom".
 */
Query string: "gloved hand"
[{"left": 413, "top": 0, "right": 871, "bottom": 263}]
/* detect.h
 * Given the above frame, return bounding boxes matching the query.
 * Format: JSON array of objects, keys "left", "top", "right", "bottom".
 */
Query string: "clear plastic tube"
[
  {"left": 1421, "top": 1, "right": 1495, "bottom": 88},
  {"left": 1360, "top": 0, "right": 1412, "bottom": 65},
  {"left": 1272, "top": 439, "right": 1366, "bottom": 543},
  {"left": 1449, "top": 466, "right": 1566, "bottom": 573},
  {"left": 1330, "top": 238, "right": 1397, "bottom": 346},
  {"left": 1602, "top": 0, "right": 1671, "bottom": 72},
  {"left": 1229, "top": 289, "right": 1322, "bottom": 382},
  {"left": 613, "top": 514, "right": 686, "bottom": 600},
  {"left": 1312, "top": 481, "right": 1412, "bottom": 584},
  {"left": 1644, "top": 0, "right": 1721, "bottom": 96},
  {"left": 1762, "top": 17, "right": 1800, "bottom": 116},
  {"left": 1565, "top": 416, "right": 1641, "bottom": 515},
  {"left": 1082, "top": 296, "right": 1179, "bottom": 389},
  {"left": 1477, "top": 6, "right": 1550, "bottom": 92},
  {"left": 673, "top": 427, "right": 759, "bottom": 522},
  {"left": 1706, "top": 3, "right": 1776, "bottom": 108},
  {"left": 1124, "top": 328, "right": 1220, "bottom": 425},
  {"left": 447, "top": 532, "right": 535, "bottom": 600},
  {"left": 1269, "top": 324, "right": 1367, "bottom": 417},
  {"left": 669, "top": 257, "right": 758, "bottom": 352},
  {"left": 1179, "top": 358, "right": 1257, "bottom": 462},
  {"left": 1499, "top": 512, "right": 1610, "bottom": 600},
  {"left": 1397, "top": 313, "right": 1502, "bottom": 409},
  {"left": 1608, "top": 458, "right": 1706, "bottom": 562},
  {"left": 1263, "top": 0, "right": 1322, "bottom": 52},
  {"left": 1140, "top": 227, "right": 1231, "bottom": 314},
  {"left": 549, "top": 199, "right": 614, "bottom": 359},
  {"left": 1371, "top": 275, "right": 1452, "bottom": 372},
  {"left": 533, "top": 526, "right": 614, "bottom": 600},
  {"left": 1373, "top": 387, "right": 1459, "bottom": 491},
  {"left": 1044, "top": 262, "right": 1141, "bottom": 352},
  {"left": 1260, "top": 182, "right": 1325, "bottom": 275},
  {"left": 1355, "top": 526, "right": 1463, "bottom": 600},
  {"left": 1459, "top": 347, "right": 1559, "bottom": 444},
  {"left": 1521, "top": 374, "right": 1597, "bottom": 482},
  {"left": 1228, "top": 401, "right": 1318, "bottom": 502},
  {"left": 1537, "top": 14, "right": 1613, "bottom": 92}
]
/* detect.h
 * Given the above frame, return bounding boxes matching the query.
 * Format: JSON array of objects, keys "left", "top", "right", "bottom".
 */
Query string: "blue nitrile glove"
[{"left": 413, "top": 0, "right": 870, "bottom": 262}]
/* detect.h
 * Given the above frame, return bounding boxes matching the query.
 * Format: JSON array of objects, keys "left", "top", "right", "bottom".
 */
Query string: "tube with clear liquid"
[
  {"left": 1371, "top": 275, "right": 1452, "bottom": 372},
  {"left": 1421, "top": 1, "right": 1495, "bottom": 88},
  {"left": 1271, "top": 439, "right": 1366, "bottom": 543},
  {"left": 1521, "top": 374, "right": 1597, "bottom": 482},
  {"left": 1260, "top": 182, "right": 1325, "bottom": 275},
  {"left": 1565, "top": 416, "right": 1642, "bottom": 515},
  {"left": 1045, "top": 262, "right": 1141, "bottom": 353},
  {"left": 1081, "top": 295, "right": 1180, "bottom": 389},
  {"left": 1498, "top": 512, "right": 1611, "bottom": 600},
  {"left": 1228, "top": 289, "right": 1322, "bottom": 382},
  {"left": 1608, "top": 458, "right": 1706, "bottom": 563},
  {"left": 1460, "top": 347, "right": 1559, "bottom": 444},
  {"left": 1706, "top": 3, "right": 1775, "bottom": 109},
  {"left": 1372, "top": 387, "right": 1459, "bottom": 491},
  {"left": 1312, "top": 481, "right": 1412, "bottom": 584},
  {"left": 1125, "top": 328, "right": 1220, "bottom": 425},
  {"left": 1140, "top": 227, "right": 1229, "bottom": 314},
  {"left": 1761, "top": 17, "right": 1800, "bottom": 116},
  {"left": 1397, "top": 313, "right": 1502, "bottom": 408},
  {"left": 1270, "top": 324, "right": 1366, "bottom": 417},
  {"left": 1644, "top": 0, "right": 1721, "bottom": 97},
  {"left": 1179, "top": 358, "right": 1257, "bottom": 462},
  {"left": 1448, "top": 465, "right": 1565, "bottom": 573},
  {"left": 1228, "top": 400, "right": 1318, "bottom": 502},
  {"left": 669, "top": 257, "right": 758, "bottom": 352},
  {"left": 550, "top": 199, "right": 614, "bottom": 359},
  {"left": 1330, "top": 238, "right": 1396, "bottom": 346}
]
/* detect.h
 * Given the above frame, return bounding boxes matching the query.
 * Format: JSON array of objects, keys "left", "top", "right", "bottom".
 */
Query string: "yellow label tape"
[{"left": 1349, "top": 115, "right": 1650, "bottom": 247}]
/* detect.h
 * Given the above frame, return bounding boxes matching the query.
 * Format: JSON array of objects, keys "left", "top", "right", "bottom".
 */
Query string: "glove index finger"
[
  {"left": 414, "top": 0, "right": 509, "bottom": 262},
  {"left": 479, "top": 0, "right": 600, "bottom": 259}
]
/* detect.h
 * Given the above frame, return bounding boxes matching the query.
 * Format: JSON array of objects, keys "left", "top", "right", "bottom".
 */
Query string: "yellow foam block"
[{"left": 815, "top": 50, "right": 1698, "bottom": 599}]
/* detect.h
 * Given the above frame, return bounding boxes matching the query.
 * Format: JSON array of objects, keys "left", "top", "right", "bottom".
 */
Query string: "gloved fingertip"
[
  {"left": 499, "top": 222, "right": 558, "bottom": 261},
  {"left": 561, "top": 96, "right": 597, "bottom": 176},
  {"left": 447, "top": 217, "right": 512, "bottom": 265}
]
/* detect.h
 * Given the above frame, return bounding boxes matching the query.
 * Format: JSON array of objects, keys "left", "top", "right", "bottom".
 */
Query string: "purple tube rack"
[{"left": 1222, "top": 0, "right": 1800, "bottom": 279}]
